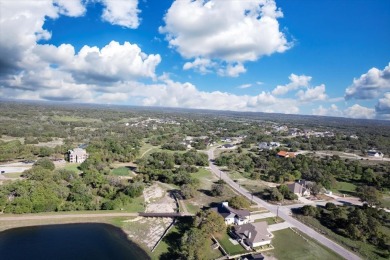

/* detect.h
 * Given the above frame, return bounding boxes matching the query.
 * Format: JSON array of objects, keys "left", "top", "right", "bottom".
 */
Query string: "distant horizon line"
[{"left": 1, "top": 97, "right": 389, "bottom": 124}]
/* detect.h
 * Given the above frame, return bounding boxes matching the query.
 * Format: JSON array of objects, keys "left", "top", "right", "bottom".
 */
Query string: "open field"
[
  {"left": 60, "top": 163, "right": 81, "bottom": 173},
  {"left": 182, "top": 168, "right": 239, "bottom": 212},
  {"left": 0, "top": 135, "right": 25, "bottom": 144},
  {"left": 264, "top": 228, "right": 344, "bottom": 260},
  {"left": 381, "top": 194, "right": 390, "bottom": 209},
  {"left": 332, "top": 181, "right": 357, "bottom": 196},
  {"left": 111, "top": 166, "right": 132, "bottom": 176},
  {"left": 52, "top": 115, "right": 102, "bottom": 123}
]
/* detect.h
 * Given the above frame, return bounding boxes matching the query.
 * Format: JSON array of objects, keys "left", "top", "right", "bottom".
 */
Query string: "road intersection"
[{"left": 207, "top": 148, "right": 361, "bottom": 260}]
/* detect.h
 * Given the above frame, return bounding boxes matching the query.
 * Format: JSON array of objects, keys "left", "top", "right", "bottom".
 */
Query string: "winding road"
[{"left": 207, "top": 148, "right": 361, "bottom": 260}]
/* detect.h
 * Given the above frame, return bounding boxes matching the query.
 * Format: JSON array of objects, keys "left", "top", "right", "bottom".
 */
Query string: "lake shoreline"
[{"left": 0, "top": 213, "right": 153, "bottom": 259}]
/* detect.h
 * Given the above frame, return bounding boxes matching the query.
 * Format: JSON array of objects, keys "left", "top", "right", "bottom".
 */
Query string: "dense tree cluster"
[
  {"left": 136, "top": 151, "right": 208, "bottom": 186},
  {"left": 0, "top": 159, "right": 143, "bottom": 213},
  {"left": 216, "top": 151, "right": 390, "bottom": 191},
  {"left": 298, "top": 203, "right": 389, "bottom": 255},
  {"left": 180, "top": 210, "right": 226, "bottom": 260},
  {"left": 228, "top": 195, "right": 251, "bottom": 209}
]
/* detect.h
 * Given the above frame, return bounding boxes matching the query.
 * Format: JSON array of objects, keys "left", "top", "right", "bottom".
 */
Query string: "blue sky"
[{"left": 1, "top": 0, "right": 389, "bottom": 119}]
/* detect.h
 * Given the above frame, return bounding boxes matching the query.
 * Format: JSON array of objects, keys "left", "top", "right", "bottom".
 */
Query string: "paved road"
[{"left": 207, "top": 148, "right": 361, "bottom": 260}]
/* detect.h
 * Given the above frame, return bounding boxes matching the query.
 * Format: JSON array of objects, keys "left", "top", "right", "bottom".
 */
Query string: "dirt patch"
[
  {"left": 121, "top": 183, "right": 177, "bottom": 250},
  {"left": 123, "top": 217, "right": 173, "bottom": 250},
  {"left": 143, "top": 183, "right": 176, "bottom": 213}
]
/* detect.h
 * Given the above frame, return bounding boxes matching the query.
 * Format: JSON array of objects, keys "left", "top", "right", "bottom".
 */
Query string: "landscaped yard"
[
  {"left": 265, "top": 228, "right": 344, "bottom": 260},
  {"left": 62, "top": 163, "right": 81, "bottom": 173},
  {"left": 216, "top": 231, "right": 248, "bottom": 255}
]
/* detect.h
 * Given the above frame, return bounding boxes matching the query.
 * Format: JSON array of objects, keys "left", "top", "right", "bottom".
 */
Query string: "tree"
[
  {"left": 180, "top": 228, "right": 207, "bottom": 260},
  {"left": 211, "top": 182, "right": 225, "bottom": 196},
  {"left": 356, "top": 186, "right": 382, "bottom": 207},
  {"left": 34, "top": 158, "right": 55, "bottom": 170},
  {"left": 269, "top": 187, "right": 283, "bottom": 201},
  {"left": 124, "top": 182, "right": 144, "bottom": 198},
  {"left": 198, "top": 210, "right": 225, "bottom": 235},
  {"left": 229, "top": 196, "right": 250, "bottom": 209},
  {"left": 301, "top": 205, "right": 318, "bottom": 217},
  {"left": 181, "top": 184, "right": 197, "bottom": 199}
]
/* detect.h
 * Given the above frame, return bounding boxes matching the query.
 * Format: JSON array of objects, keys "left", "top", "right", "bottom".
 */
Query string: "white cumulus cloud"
[
  {"left": 343, "top": 104, "right": 376, "bottom": 119},
  {"left": 375, "top": 92, "right": 390, "bottom": 114},
  {"left": 55, "top": 0, "right": 86, "bottom": 17},
  {"left": 297, "top": 84, "right": 327, "bottom": 102},
  {"left": 100, "top": 0, "right": 140, "bottom": 28},
  {"left": 160, "top": 0, "right": 291, "bottom": 76},
  {"left": 345, "top": 63, "right": 390, "bottom": 100},
  {"left": 272, "top": 74, "right": 311, "bottom": 95},
  {"left": 312, "top": 104, "right": 342, "bottom": 117}
]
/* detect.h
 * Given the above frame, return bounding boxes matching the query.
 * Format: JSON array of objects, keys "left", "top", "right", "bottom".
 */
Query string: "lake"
[{"left": 0, "top": 223, "right": 150, "bottom": 260}]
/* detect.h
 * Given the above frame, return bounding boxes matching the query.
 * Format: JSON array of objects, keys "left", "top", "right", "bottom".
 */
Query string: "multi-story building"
[{"left": 67, "top": 148, "right": 88, "bottom": 163}]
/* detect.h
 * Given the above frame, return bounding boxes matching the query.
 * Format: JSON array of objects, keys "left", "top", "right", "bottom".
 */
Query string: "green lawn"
[
  {"left": 217, "top": 231, "right": 248, "bottom": 255},
  {"left": 191, "top": 168, "right": 214, "bottom": 189},
  {"left": 123, "top": 196, "right": 145, "bottom": 212},
  {"left": 269, "top": 228, "right": 344, "bottom": 260},
  {"left": 380, "top": 194, "right": 390, "bottom": 209},
  {"left": 332, "top": 181, "right": 357, "bottom": 195},
  {"left": 185, "top": 202, "right": 201, "bottom": 215},
  {"left": 111, "top": 167, "right": 131, "bottom": 176},
  {"left": 255, "top": 217, "right": 284, "bottom": 225},
  {"left": 62, "top": 163, "right": 81, "bottom": 173}
]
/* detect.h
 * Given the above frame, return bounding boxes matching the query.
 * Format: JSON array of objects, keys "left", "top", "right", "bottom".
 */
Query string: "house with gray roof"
[
  {"left": 287, "top": 182, "right": 310, "bottom": 197},
  {"left": 233, "top": 221, "right": 273, "bottom": 248}
]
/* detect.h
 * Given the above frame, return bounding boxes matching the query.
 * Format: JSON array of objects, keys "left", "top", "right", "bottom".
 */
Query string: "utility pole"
[{"left": 276, "top": 203, "right": 281, "bottom": 223}]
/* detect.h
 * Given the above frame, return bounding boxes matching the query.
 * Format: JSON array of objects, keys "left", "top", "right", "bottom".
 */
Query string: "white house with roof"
[
  {"left": 212, "top": 202, "right": 250, "bottom": 225},
  {"left": 367, "top": 150, "right": 384, "bottom": 158},
  {"left": 67, "top": 148, "right": 88, "bottom": 163}
]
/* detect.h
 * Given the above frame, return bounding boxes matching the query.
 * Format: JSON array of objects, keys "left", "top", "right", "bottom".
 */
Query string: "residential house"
[
  {"left": 212, "top": 202, "right": 250, "bottom": 225},
  {"left": 222, "top": 144, "right": 236, "bottom": 149},
  {"left": 258, "top": 142, "right": 280, "bottom": 151},
  {"left": 276, "top": 151, "right": 295, "bottom": 158},
  {"left": 287, "top": 182, "right": 310, "bottom": 197},
  {"left": 67, "top": 148, "right": 88, "bottom": 163},
  {"left": 258, "top": 142, "right": 269, "bottom": 150},
  {"left": 233, "top": 221, "right": 273, "bottom": 248},
  {"left": 367, "top": 150, "right": 384, "bottom": 158}
]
